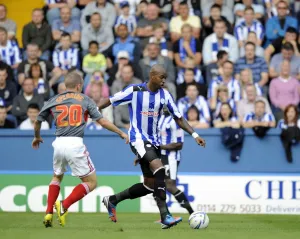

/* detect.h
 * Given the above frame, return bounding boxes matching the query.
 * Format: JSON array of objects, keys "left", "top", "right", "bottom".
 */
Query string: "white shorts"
[{"left": 52, "top": 137, "right": 95, "bottom": 178}]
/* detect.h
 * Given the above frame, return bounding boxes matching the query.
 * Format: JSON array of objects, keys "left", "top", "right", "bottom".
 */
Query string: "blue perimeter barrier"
[{"left": 0, "top": 128, "right": 299, "bottom": 173}]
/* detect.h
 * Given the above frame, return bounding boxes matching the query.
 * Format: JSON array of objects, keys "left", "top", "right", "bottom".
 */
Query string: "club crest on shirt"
[{"left": 160, "top": 99, "right": 165, "bottom": 104}]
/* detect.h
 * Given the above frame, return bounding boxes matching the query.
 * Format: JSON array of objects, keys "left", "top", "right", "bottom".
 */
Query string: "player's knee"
[{"left": 144, "top": 177, "right": 154, "bottom": 190}]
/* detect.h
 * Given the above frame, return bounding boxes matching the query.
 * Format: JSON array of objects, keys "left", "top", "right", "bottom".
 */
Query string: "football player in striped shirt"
[
  {"left": 158, "top": 106, "right": 194, "bottom": 215},
  {"left": 100, "top": 64, "right": 205, "bottom": 229}
]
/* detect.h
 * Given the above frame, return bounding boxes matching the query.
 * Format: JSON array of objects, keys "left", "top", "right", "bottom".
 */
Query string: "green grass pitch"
[{"left": 1, "top": 213, "right": 300, "bottom": 239}]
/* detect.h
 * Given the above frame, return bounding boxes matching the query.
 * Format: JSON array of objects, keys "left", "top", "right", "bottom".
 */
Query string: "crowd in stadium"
[{"left": 0, "top": 0, "right": 299, "bottom": 132}]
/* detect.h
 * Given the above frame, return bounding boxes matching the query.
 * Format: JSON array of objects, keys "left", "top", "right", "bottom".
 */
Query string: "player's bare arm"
[
  {"left": 160, "top": 142, "right": 183, "bottom": 151},
  {"left": 32, "top": 120, "right": 44, "bottom": 149},
  {"left": 98, "top": 98, "right": 112, "bottom": 110},
  {"left": 97, "top": 118, "right": 129, "bottom": 143},
  {"left": 175, "top": 117, "right": 206, "bottom": 147}
]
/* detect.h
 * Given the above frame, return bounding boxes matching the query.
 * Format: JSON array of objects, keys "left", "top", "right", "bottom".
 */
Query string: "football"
[{"left": 188, "top": 211, "right": 209, "bottom": 229}]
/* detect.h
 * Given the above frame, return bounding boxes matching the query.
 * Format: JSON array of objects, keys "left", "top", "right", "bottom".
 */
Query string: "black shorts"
[
  {"left": 130, "top": 141, "right": 161, "bottom": 178},
  {"left": 161, "top": 155, "right": 180, "bottom": 180}
]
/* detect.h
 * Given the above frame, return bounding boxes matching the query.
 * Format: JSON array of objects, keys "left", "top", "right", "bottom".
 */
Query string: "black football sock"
[
  {"left": 109, "top": 183, "right": 152, "bottom": 205},
  {"left": 174, "top": 190, "right": 194, "bottom": 215},
  {"left": 153, "top": 167, "right": 169, "bottom": 221}
]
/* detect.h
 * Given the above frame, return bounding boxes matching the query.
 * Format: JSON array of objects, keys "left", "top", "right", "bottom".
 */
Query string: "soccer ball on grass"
[{"left": 188, "top": 211, "right": 209, "bottom": 229}]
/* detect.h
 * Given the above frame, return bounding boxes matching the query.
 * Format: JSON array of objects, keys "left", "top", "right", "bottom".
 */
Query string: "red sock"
[
  {"left": 46, "top": 181, "right": 60, "bottom": 214},
  {"left": 62, "top": 183, "right": 90, "bottom": 210}
]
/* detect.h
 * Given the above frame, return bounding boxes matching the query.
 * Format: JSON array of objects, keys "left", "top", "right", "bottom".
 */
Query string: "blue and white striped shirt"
[
  {"left": 110, "top": 83, "right": 182, "bottom": 145},
  {"left": 45, "top": 0, "right": 78, "bottom": 4},
  {"left": 244, "top": 112, "right": 275, "bottom": 122},
  {"left": 234, "top": 20, "right": 264, "bottom": 41},
  {"left": 0, "top": 40, "right": 21, "bottom": 66},
  {"left": 177, "top": 95, "right": 210, "bottom": 121},
  {"left": 208, "top": 76, "right": 241, "bottom": 101},
  {"left": 52, "top": 47, "right": 79, "bottom": 70},
  {"left": 158, "top": 114, "right": 184, "bottom": 161},
  {"left": 277, "top": 119, "right": 300, "bottom": 129},
  {"left": 115, "top": 15, "right": 137, "bottom": 33}
]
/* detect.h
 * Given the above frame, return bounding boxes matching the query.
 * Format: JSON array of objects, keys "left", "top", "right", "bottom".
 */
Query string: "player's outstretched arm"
[
  {"left": 174, "top": 117, "right": 206, "bottom": 147},
  {"left": 32, "top": 120, "right": 44, "bottom": 149},
  {"left": 98, "top": 98, "right": 112, "bottom": 110},
  {"left": 97, "top": 118, "right": 129, "bottom": 143}
]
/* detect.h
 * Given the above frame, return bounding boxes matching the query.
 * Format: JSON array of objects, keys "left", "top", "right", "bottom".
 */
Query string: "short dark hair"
[
  {"left": 117, "top": 24, "right": 128, "bottom": 30},
  {"left": 0, "top": 26, "right": 7, "bottom": 34},
  {"left": 186, "top": 82, "right": 199, "bottom": 90},
  {"left": 223, "top": 60, "right": 234, "bottom": 67},
  {"left": 0, "top": 105, "right": 6, "bottom": 110},
  {"left": 282, "top": 42, "right": 294, "bottom": 51},
  {"left": 61, "top": 32, "right": 71, "bottom": 39},
  {"left": 245, "top": 41, "right": 256, "bottom": 48},
  {"left": 89, "top": 41, "right": 99, "bottom": 48},
  {"left": 91, "top": 12, "right": 101, "bottom": 19},
  {"left": 210, "top": 3, "right": 221, "bottom": 11},
  {"left": 0, "top": 67, "right": 7, "bottom": 73},
  {"left": 27, "top": 103, "right": 40, "bottom": 111},
  {"left": 217, "top": 50, "right": 228, "bottom": 60},
  {"left": 185, "top": 68, "right": 195, "bottom": 74},
  {"left": 286, "top": 27, "right": 297, "bottom": 34},
  {"left": 244, "top": 6, "right": 254, "bottom": 12},
  {"left": 214, "top": 19, "right": 226, "bottom": 26},
  {"left": 179, "top": 1, "right": 188, "bottom": 6}
]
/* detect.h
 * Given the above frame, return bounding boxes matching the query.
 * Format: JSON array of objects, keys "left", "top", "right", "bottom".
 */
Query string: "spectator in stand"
[
  {"left": 186, "top": 105, "right": 210, "bottom": 129},
  {"left": 269, "top": 42, "right": 300, "bottom": 80},
  {"left": 170, "top": 1, "right": 201, "bottom": 43},
  {"left": 114, "top": 103, "right": 130, "bottom": 129},
  {"left": 114, "top": 1, "right": 137, "bottom": 35},
  {"left": 45, "top": 0, "right": 81, "bottom": 24},
  {"left": 28, "top": 63, "right": 50, "bottom": 100},
  {"left": 151, "top": 0, "right": 173, "bottom": 18},
  {"left": 136, "top": 0, "right": 148, "bottom": 20},
  {"left": 81, "top": 0, "right": 116, "bottom": 29},
  {"left": 52, "top": 33, "right": 79, "bottom": 86},
  {"left": 239, "top": 31, "right": 265, "bottom": 58},
  {"left": 84, "top": 70, "right": 109, "bottom": 97},
  {"left": 265, "top": 27, "right": 300, "bottom": 63},
  {"left": 176, "top": 57, "right": 204, "bottom": 85},
  {"left": 89, "top": 81, "right": 113, "bottom": 122},
  {"left": 0, "top": 4, "right": 16, "bottom": 40},
  {"left": 147, "top": 23, "right": 171, "bottom": 59},
  {"left": 12, "top": 78, "right": 44, "bottom": 123},
  {"left": 266, "top": 0, "right": 298, "bottom": 43},
  {"left": 108, "top": 24, "right": 141, "bottom": 64},
  {"left": 269, "top": 60, "right": 300, "bottom": 119},
  {"left": 177, "top": 68, "right": 207, "bottom": 100},
  {"left": 19, "top": 103, "right": 49, "bottom": 130},
  {"left": 234, "top": 7, "right": 264, "bottom": 47},
  {"left": 77, "top": 0, "right": 94, "bottom": 10},
  {"left": 0, "top": 68, "right": 16, "bottom": 112},
  {"left": 107, "top": 51, "right": 142, "bottom": 87},
  {"left": 111, "top": 64, "right": 142, "bottom": 95},
  {"left": 235, "top": 42, "right": 269, "bottom": 88},
  {"left": 81, "top": 12, "right": 114, "bottom": 55},
  {"left": 114, "top": 0, "right": 140, "bottom": 16},
  {"left": 177, "top": 82, "right": 211, "bottom": 122},
  {"left": 203, "top": 19, "right": 239, "bottom": 65},
  {"left": 173, "top": 24, "right": 202, "bottom": 70},
  {"left": 22, "top": 9, "right": 52, "bottom": 61},
  {"left": 82, "top": 41, "right": 106, "bottom": 87},
  {"left": 278, "top": 104, "right": 300, "bottom": 129},
  {"left": 210, "top": 84, "right": 236, "bottom": 119},
  {"left": 240, "top": 68, "right": 262, "bottom": 99},
  {"left": 0, "top": 105, "right": 15, "bottom": 128},
  {"left": 17, "top": 43, "right": 61, "bottom": 86},
  {"left": 203, "top": 4, "right": 233, "bottom": 37},
  {"left": 52, "top": 6, "right": 81, "bottom": 45},
  {"left": 205, "top": 50, "right": 228, "bottom": 86},
  {"left": 237, "top": 84, "right": 272, "bottom": 121},
  {"left": 264, "top": 0, "right": 281, "bottom": 18},
  {"left": 213, "top": 102, "right": 240, "bottom": 128},
  {"left": 234, "top": 0, "right": 265, "bottom": 25},
  {"left": 139, "top": 43, "right": 176, "bottom": 98},
  {"left": 0, "top": 27, "right": 21, "bottom": 71},
  {"left": 202, "top": 0, "right": 234, "bottom": 26},
  {"left": 243, "top": 100, "right": 276, "bottom": 128},
  {"left": 136, "top": 3, "right": 168, "bottom": 50},
  {"left": 0, "top": 60, "right": 13, "bottom": 82},
  {"left": 208, "top": 60, "right": 241, "bottom": 103}
]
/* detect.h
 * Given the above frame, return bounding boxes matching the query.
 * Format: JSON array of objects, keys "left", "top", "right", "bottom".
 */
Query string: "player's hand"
[
  {"left": 133, "top": 158, "right": 140, "bottom": 166},
  {"left": 32, "top": 137, "right": 44, "bottom": 149},
  {"left": 120, "top": 132, "right": 129, "bottom": 144},
  {"left": 195, "top": 136, "right": 206, "bottom": 147}
]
